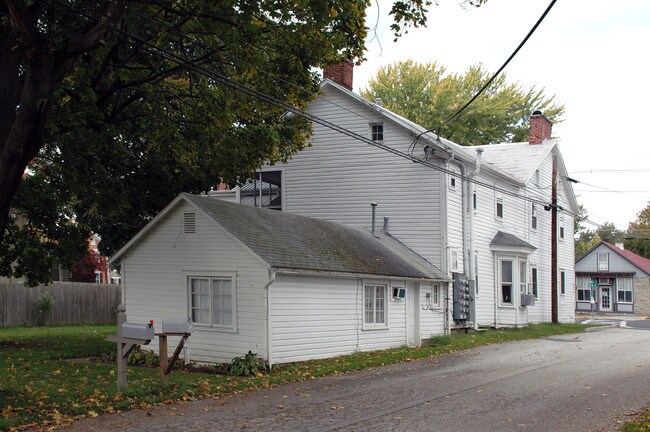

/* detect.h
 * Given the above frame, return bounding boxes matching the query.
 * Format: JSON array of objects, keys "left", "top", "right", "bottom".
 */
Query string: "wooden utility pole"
[{"left": 551, "top": 155, "right": 558, "bottom": 324}]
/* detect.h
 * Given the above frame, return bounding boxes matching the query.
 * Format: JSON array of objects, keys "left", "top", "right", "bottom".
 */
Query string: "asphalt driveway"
[{"left": 64, "top": 327, "right": 650, "bottom": 432}]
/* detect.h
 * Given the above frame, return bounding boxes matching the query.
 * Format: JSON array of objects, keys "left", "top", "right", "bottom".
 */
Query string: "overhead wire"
[{"left": 50, "top": 0, "right": 602, "bottom": 228}]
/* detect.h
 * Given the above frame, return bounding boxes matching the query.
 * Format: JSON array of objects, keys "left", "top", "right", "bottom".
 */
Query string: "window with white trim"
[
  {"left": 474, "top": 254, "right": 479, "bottom": 295},
  {"left": 520, "top": 261, "right": 528, "bottom": 295},
  {"left": 597, "top": 253, "right": 609, "bottom": 271},
  {"left": 432, "top": 283, "right": 441, "bottom": 308},
  {"left": 560, "top": 270, "right": 566, "bottom": 295},
  {"left": 364, "top": 283, "right": 388, "bottom": 327},
  {"left": 500, "top": 259, "right": 514, "bottom": 305},
  {"left": 559, "top": 216, "right": 565, "bottom": 239},
  {"left": 449, "top": 169, "right": 457, "bottom": 190},
  {"left": 531, "top": 267, "right": 538, "bottom": 299},
  {"left": 451, "top": 249, "right": 459, "bottom": 272},
  {"left": 531, "top": 203, "right": 538, "bottom": 230},
  {"left": 189, "top": 276, "right": 235, "bottom": 329},
  {"left": 534, "top": 169, "right": 540, "bottom": 186},
  {"left": 576, "top": 277, "right": 591, "bottom": 301},
  {"left": 495, "top": 192, "right": 504, "bottom": 219},
  {"left": 370, "top": 123, "right": 384, "bottom": 141},
  {"left": 472, "top": 190, "right": 477, "bottom": 210},
  {"left": 617, "top": 278, "right": 633, "bottom": 303}
]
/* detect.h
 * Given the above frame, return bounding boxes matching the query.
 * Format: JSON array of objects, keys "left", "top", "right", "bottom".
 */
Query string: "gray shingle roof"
[
  {"left": 184, "top": 194, "right": 448, "bottom": 281},
  {"left": 490, "top": 231, "right": 536, "bottom": 250},
  {"left": 473, "top": 141, "right": 554, "bottom": 183}
]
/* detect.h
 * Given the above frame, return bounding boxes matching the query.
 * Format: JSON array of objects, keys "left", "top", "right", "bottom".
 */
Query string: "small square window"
[
  {"left": 450, "top": 177, "right": 456, "bottom": 189},
  {"left": 370, "top": 124, "right": 384, "bottom": 141}
]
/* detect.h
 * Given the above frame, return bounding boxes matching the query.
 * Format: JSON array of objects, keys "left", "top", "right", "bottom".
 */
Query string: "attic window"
[
  {"left": 495, "top": 193, "right": 504, "bottom": 219},
  {"left": 534, "top": 169, "right": 540, "bottom": 186},
  {"left": 370, "top": 123, "right": 383, "bottom": 141},
  {"left": 183, "top": 212, "right": 196, "bottom": 234}
]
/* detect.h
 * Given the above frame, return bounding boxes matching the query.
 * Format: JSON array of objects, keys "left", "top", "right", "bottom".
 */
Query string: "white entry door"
[{"left": 600, "top": 286, "right": 612, "bottom": 311}]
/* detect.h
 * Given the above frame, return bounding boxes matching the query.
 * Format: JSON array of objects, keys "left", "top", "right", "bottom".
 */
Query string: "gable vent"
[{"left": 183, "top": 212, "right": 196, "bottom": 234}]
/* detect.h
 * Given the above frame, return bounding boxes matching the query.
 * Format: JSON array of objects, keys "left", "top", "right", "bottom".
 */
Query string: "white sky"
[{"left": 353, "top": 0, "right": 650, "bottom": 230}]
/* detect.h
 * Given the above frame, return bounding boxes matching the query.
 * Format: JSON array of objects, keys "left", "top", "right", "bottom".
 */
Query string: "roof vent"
[{"left": 183, "top": 212, "right": 196, "bottom": 234}]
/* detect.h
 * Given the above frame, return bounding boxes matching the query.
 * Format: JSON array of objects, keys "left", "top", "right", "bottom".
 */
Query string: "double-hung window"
[
  {"left": 617, "top": 278, "right": 633, "bottom": 303},
  {"left": 559, "top": 216, "right": 565, "bottom": 239},
  {"left": 189, "top": 276, "right": 235, "bottom": 329},
  {"left": 576, "top": 277, "right": 591, "bottom": 301},
  {"left": 560, "top": 270, "right": 566, "bottom": 295},
  {"left": 495, "top": 192, "right": 504, "bottom": 219},
  {"left": 520, "top": 261, "right": 528, "bottom": 295},
  {"left": 364, "top": 283, "right": 388, "bottom": 327},
  {"left": 531, "top": 203, "right": 538, "bottom": 230},
  {"left": 531, "top": 267, "right": 538, "bottom": 299},
  {"left": 500, "top": 259, "right": 514, "bottom": 305},
  {"left": 597, "top": 253, "right": 609, "bottom": 271}
]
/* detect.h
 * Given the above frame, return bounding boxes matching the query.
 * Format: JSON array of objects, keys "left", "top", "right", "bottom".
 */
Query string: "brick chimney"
[
  {"left": 323, "top": 59, "right": 354, "bottom": 90},
  {"left": 529, "top": 110, "right": 552, "bottom": 145}
]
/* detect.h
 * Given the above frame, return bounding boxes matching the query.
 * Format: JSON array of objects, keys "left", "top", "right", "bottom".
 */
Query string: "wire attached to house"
[{"left": 413, "top": 0, "right": 558, "bottom": 143}]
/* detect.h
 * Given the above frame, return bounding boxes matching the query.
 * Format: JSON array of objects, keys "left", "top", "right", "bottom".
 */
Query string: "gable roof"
[
  {"left": 321, "top": 79, "right": 579, "bottom": 213},
  {"left": 110, "top": 193, "right": 449, "bottom": 282},
  {"left": 577, "top": 241, "right": 650, "bottom": 275}
]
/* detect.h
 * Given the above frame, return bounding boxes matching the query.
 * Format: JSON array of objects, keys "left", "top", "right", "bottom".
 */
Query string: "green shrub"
[
  {"left": 229, "top": 351, "right": 266, "bottom": 377},
  {"left": 36, "top": 292, "right": 55, "bottom": 326}
]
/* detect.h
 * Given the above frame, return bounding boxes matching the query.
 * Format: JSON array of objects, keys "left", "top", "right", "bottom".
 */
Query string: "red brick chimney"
[
  {"left": 529, "top": 110, "right": 552, "bottom": 145},
  {"left": 323, "top": 59, "right": 354, "bottom": 90}
]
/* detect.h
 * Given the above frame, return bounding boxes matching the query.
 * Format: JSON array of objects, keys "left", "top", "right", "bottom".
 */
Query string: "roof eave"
[{"left": 272, "top": 266, "right": 451, "bottom": 282}]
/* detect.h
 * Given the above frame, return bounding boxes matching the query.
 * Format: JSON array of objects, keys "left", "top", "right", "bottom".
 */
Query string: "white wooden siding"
[
  {"left": 280, "top": 86, "right": 443, "bottom": 267},
  {"left": 122, "top": 201, "right": 270, "bottom": 364},
  {"left": 269, "top": 275, "right": 408, "bottom": 364},
  {"left": 419, "top": 282, "right": 446, "bottom": 340}
]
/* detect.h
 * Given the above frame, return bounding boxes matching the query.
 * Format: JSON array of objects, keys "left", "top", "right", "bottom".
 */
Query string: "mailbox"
[
  {"left": 162, "top": 319, "right": 194, "bottom": 334},
  {"left": 121, "top": 321, "right": 155, "bottom": 342}
]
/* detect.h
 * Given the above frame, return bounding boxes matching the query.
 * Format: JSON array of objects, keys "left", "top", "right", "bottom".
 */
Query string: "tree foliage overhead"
[
  {"left": 361, "top": 60, "right": 565, "bottom": 145},
  {"left": 0, "top": 0, "right": 439, "bottom": 285},
  {"left": 625, "top": 203, "right": 650, "bottom": 259}
]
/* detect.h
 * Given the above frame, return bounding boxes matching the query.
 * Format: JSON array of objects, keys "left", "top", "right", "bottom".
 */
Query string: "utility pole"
[{"left": 551, "top": 155, "right": 558, "bottom": 324}]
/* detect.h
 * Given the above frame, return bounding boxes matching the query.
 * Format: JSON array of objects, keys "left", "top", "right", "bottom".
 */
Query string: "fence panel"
[{"left": 0, "top": 282, "right": 121, "bottom": 327}]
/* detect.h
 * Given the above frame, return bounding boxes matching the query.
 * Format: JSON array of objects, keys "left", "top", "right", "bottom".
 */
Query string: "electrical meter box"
[
  {"left": 120, "top": 321, "right": 154, "bottom": 342},
  {"left": 162, "top": 319, "right": 194, "bottom": 334},
  {"left": 453, "top": 273, "right": 475, "bottom": 322}
]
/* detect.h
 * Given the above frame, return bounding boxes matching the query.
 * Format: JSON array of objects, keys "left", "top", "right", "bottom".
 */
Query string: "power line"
[{"left": 414, "top": 0, "right": 558, "bottom": 142}]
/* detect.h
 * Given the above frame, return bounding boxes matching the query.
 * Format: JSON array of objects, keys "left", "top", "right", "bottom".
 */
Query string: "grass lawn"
[
  {"left": 621, "top": 406, "right": 650, "bottom": 432},
  {"left": 0, "top": 323, "right": 599, "bottom": 430}
]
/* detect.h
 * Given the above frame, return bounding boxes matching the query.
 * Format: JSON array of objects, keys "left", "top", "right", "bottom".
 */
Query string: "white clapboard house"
[
  {"left": 109, "top": 193, "right": 450, "bottom": 366},
  {"left": 111, "top": 61, "right": 578, "bottom": 365},
  {"left": 217, "top": 61, "right": 578, "bottom": 329}
]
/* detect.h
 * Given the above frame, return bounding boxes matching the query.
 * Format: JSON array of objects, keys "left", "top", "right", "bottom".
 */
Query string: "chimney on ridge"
[
  {"left": 323, "top": 59, "right": 354, "bottom": 90},
  {"left": 529, "top": 110, "right": 552, "bottom": 145}
]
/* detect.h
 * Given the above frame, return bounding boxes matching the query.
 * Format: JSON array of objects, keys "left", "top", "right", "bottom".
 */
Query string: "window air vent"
[{"left": 183, "top": 212, "right": 196, "bottom": 234}]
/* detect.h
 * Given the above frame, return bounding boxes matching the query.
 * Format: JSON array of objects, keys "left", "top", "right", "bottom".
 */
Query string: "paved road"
[{"left": 65, "top": 327, "right": 650, "bottom": 432}]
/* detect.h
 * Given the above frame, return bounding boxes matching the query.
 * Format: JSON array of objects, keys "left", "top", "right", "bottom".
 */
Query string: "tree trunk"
[{"left": 0, "top": 46, "right": 56, "bottom": 243}]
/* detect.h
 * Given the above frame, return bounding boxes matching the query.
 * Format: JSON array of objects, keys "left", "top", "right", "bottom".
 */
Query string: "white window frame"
[
  {"left": 534, "top": 169, "right": 540, "bottom": 186},
  {"left": 474, "top": 253, "right": 479, "bottom": 296},
  {"left": 472, "top": 189, "right": 477, "bottom": 211},
  {"left": 499, "top": 258, "right": 514, "bottom": 307},
  {"left": 531, "top": 203, "right": 538, "bottom": 230},
  {"left": 188, "top": 274, "right": 237, "bottom": 332},
  {"left": 495, "top": 192, "right": 504, "bottom": 220},
  {"left": 363, "top": 281, "right": 389, "bottom": 329},
  {"left": 519, "top": 260, "right": 528, "bottom": 295},
  {"left": 576, "top": 277, "right": 591, "bottom": 302},
  {"left": 451, "top": 249, "right": 459, "bottom": 272},
  {"left": 597, "top": 253, "right": 609, "bottom": 271},
  {"left": 560, "top": 270, "right": 566, "bottom": 295},
  {"left": 531, "top": 267, "right": 538, "bottom": 299},
  {"left": 559, "top": 216, "right": 565, "bottom": 240},
  {"left": 449, "top": 169, "right": 457, "bottom": 190},
  {"left": 617, "top": 278, "right": 633, "bottom": 304},
  {"left": 370, "top": 123, "right": 384, "bottom": 142}
]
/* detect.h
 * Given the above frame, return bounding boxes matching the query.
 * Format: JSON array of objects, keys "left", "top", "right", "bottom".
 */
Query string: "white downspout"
[
  {"left": 469, "top": 148, "right": 482, "bottom": 330},
  {"left": 441, "top": 162, "right": 450, "bottom": 336},
  {"left": 264, "top": 269, "right": 276, "bottom": 369}
]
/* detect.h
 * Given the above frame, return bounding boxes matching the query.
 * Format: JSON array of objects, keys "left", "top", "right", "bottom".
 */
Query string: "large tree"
[
  {"left": 361, "top": 60, "right": 564, "bottom": 145},
  {"left": 625, "top": 203, "right": 650, "bottom": 259},
  {"left": 1, "top": 0, "right": 466, "bottom": 285}
]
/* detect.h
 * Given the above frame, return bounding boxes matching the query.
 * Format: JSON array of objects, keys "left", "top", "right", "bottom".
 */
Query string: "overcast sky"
[{"left": 352, "top": 0, "right": 650, "bottom": 230}]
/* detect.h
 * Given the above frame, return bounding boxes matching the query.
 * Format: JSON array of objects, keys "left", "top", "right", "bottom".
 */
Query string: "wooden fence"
[{"left": 0, "top": 282, "right": 121, "bottom": 327}]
